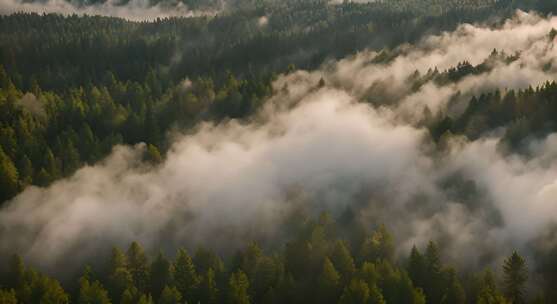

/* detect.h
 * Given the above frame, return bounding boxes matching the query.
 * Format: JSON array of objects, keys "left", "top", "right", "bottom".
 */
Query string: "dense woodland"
[
  {"left": 1, "top": 0, "right": 556, "bottom": 203},
  {"left": 2, "top": 0, "right": 557, "bottom": 303},
  {"left": 0, "top": 214, "right": 538, "bottom": 304}
]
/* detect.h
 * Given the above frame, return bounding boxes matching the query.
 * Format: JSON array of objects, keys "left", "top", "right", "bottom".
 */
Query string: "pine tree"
[
  {"left": 503, "top": 252, "right": 527, "bottom": 304},
  {"left": 43, "top": 147, "right": 61, "bottom": 181},
  {"left": 137, "top": 294, "right": 153, "bottom": 304},
  {"left": 424, "top": 241, "right": 444, "bottom": 304},
  {"left": 107, "top": 247, "right": 132, "bottom": 303},
  {"left": 317, "top": 257, "right": 341, "bottom": 304},
  {"left": 173, "top": 248, "right": 199, "bottom": 303},
  {"left": 408, "top": 245, "right": 426, "bottom": 287},
  {"left": 199, "top": 268, "right": 219, "bottom": 304},
  {"left": 477, "top": 270, "right": 509, "bottom": 304},
  {"left": 252, "top": 256, "right": 281, "bottom": 303},
  {"left": 227, "top": 270, "right": 250, "bottom": 304},
  {"left": 144, "top": 144, "right": 162, "bottom": 164},
  {"left": 369, "top": 284, "right": 386, "bottom": 304},
  {"left": 17, "top": 155, "right": 33, "bottom": 186},
  {"left": 194, "top": 247, "right": 225, "bottom": 275},
  {"left": 0, "top": 146, "right": 19, "bottom": 202},
  {"left": 127, "top": 242, "right": 150, "bottom": 293},
  {"left": 150, "top": 252, "right": 172, "bottom": 301},
  {"left": 360, "top": 262, "right": 380, "bottom": 288},
  {"left": 442, "top": 269, "right": 466, "bottom": 304},
  {"left": 331, "top": 240, "right": 355, "bottom": 282},
  {"left": 61, "top": 140, "right": 81, "bottom": 176},
  {"left": 158, "top": 286, "right": 182, "bottom": 304},
  {"left": 78, "top": 268, "right": 111, "bottom": 304},
  {"left": 119, "top": 287, "right": 140, "bottom": 304},
  {"left": 359, "top": 225, "right": 395, "bottom": 263},
  {"left": 339, "top": 279, "right": 370, "bottom": 304}
]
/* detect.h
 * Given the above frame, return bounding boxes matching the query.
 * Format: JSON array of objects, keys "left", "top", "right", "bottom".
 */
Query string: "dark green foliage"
[
  {"left": 158, "top": 286, "right": 181, "bottom": 304},
  {"left": 476, "top": 270, "right": 509, "bottom": 304},
  {"left": 227, "top": 270, "right": 250, "bottom": 304},
  {"left": 127, "top": 242, "right": 150, "bottom": 293},
  {"left": 149, "top": 252, "right": 172, "bottom": 301},
  {"left": 173, "top": 248, "right": 199, "bottom": 303},
  {"left": 0, "top": 65, "right": 273, "bottom": 204},
  {"left": 199, "top": 268, "right": 219, "bottom": 304},
  {"left": 0, "top": 215, "right": 538, "bottom": 304},
  {"left": 78, "top": 268, "right": 112, "bottom": 304},
  {"left": 503, "top": 252, "right": 528, "bottom": 304},
  {"left": 0, "top": 146, "right": 18, "bottom": 202},
  {"left": 317, "top": 258, "right": 341, "bottom": 304}
]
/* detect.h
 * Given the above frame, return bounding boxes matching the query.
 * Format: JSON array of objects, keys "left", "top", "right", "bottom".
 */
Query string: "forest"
[{"left": 2, "top": 0, "right": 557, "bottom": 303}]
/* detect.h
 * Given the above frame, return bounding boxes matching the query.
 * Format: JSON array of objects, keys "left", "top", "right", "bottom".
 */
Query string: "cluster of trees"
[
  {"left": 0, "top": 0, "right": 533, "bottom": 93},
  {"left": 419, "top": 50, "right": 557, "bottom": 154},
  {"left": 0, "top": 65, "right": 272, "bottom": 202},
  {"left": 0, "top": 214, "right": 535, "bottom": 304}
]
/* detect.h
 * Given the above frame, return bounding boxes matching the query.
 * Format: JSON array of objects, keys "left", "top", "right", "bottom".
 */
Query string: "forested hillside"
[
  {"left": 2, "top": 0, "right": 557, "bottom": 303},
  {"left": 0, "top": 0, "right": 546, "bottom": 203}
]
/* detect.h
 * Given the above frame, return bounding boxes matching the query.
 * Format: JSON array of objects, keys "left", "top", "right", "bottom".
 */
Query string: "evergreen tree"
[
  {"left": 137, "top": 294, "right": 154, "bottom": 304},
  {"left": 158, "top": 286, "right": 182, "bottom": 304},
  {"left": 477, "top": 270, "right": 509, "bottom": 304},
  {"left": 173, "top": 248, "right": 199, "bottom": 303},
  {"left": 17, "top": 155, "right": 34, "bottom": 186},
  {"left": 150, "top": 252, "right": 172, "bottom": 301},
  {"left": 369, "top": 284, "right": 386, "bottom": 304},
  {"left": 359, "top": 225, "right": 395, "bottom": 263},
  {"left": 194, "top": 247, "right": 225, "bottom": 275},
  {"left": 227, "top": 270, "right": 250, "bottom": 304},
  {"left": 78, "top": 268, "right": 112, "bottom": 304},
  {"left": 317, "top": 257, "right": 341, "bottom": 304},
  {"left": 252, "top": 256, "right": 281, "bottom": 303},
  {"left": 503, "top": 251, "right": 528, "bottom": 304},
  {"left": 331, "top": 241, "right": 356, "bottom": 282},
  {"left": 423, "top": 241, "right": 444, "bottom": 304},
  {"left": 126, "top": 242, "right": 150, "bottom": 293},
  {"left": 61, "top": 140, "right": 81, "bottom": 176},
  {"left": 199, "top": 268, "right": 219, "bottom": 304},
  {"left": 407, "top": 245, "right": 426, "bottom": 288},
  {"left": 43, "top": 148, "right": 61, "bottom": 181},
  {"left": 107, "top": 248, "right": 132, "bottom": 303},
  {"left": 442, "top": 269, "right": 465, "bottom": 304},
  {"left": 119, "top": 287, "right": 140, "bottom": 304},
  {"left": 0, "top": 146, "right": 19, "bottom": 202},
  {"left": 145, "top": 144, "right": 162, "bottom": 164},
  {"left": 339, "top": 279, "right": 370, "bottom": 304}
]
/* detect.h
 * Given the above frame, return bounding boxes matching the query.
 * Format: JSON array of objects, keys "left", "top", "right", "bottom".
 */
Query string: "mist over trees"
[
  {"left": 0, "top": 214, "right": 534, "bottom": 304},
  {"left": 2, "top": 0, "right": 557, "bottom": 303}
]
